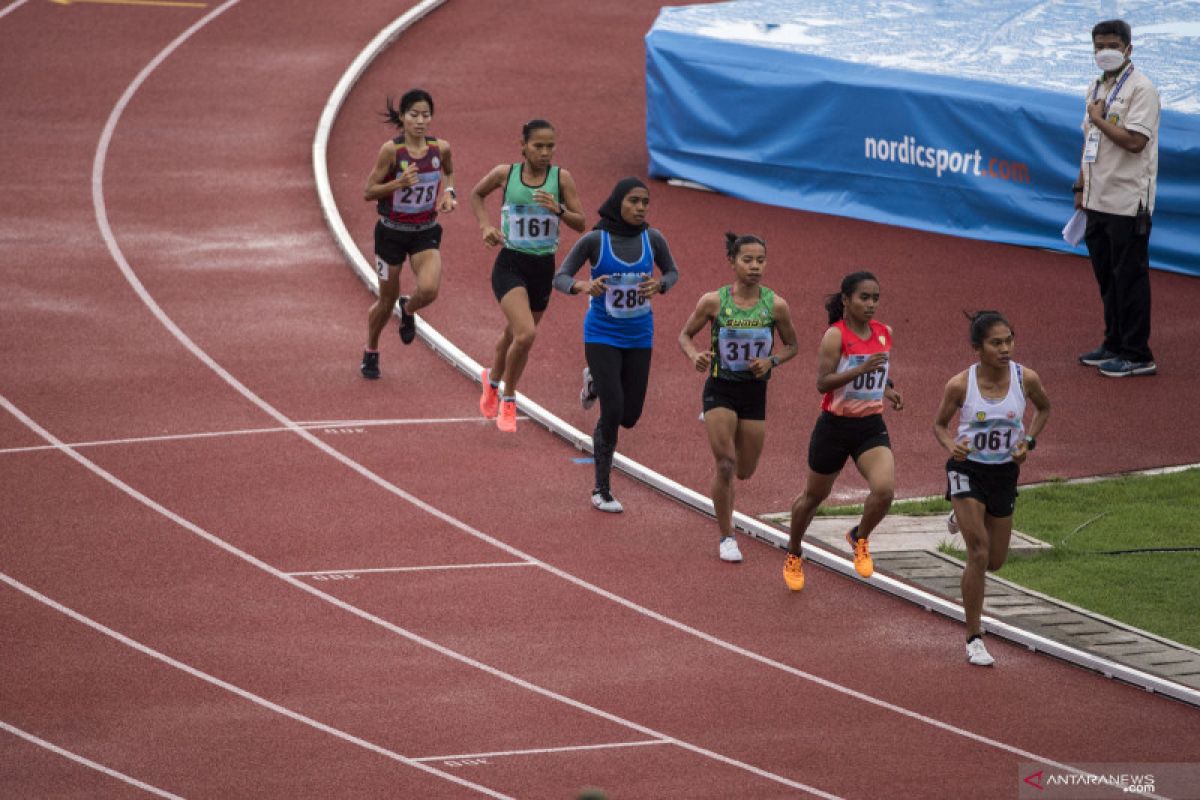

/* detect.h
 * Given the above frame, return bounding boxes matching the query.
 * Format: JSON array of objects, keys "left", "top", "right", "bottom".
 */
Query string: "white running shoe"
[
  {"left": 591, "top": 490, "right": 623, "bottom": 513},
  {"left": 719, "top": 536, "right": 743, "bottom": 563},
  {"left": 947, "top": 511, "right": 960, "bottom": 535},
  {"left": 966, "top": 638, "right": 995, "bottom": 666},
  {"left": 580, "top": 367, "right": 597, "bottom": 410}
]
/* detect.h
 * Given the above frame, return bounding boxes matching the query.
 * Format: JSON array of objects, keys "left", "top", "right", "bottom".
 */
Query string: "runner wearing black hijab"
[{"left": 553, "top": 177, "right": 680, "bottom": 512}]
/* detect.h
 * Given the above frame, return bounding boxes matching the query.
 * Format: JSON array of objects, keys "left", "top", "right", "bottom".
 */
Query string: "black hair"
[
  {"left": 824, "top": 271, "right": 878, "bottom": 324},
  {"left": 522, "top": 119, "right": 554, "bottom": 141},
  {"left": 724, "top": 232, "right": 766, "bottom": 260},
  {"left": 965, "top": 310, "right": 1013, "bottom": 348},
  {"left": 382, "top": 88, "right": 434, "bottom": 128},
  {"left": 1092, "top": 19, "right": 1132, "bottom": 46}
]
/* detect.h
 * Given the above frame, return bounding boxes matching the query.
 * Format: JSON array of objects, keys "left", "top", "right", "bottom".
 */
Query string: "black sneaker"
[
  {"left": 360, "top": 349, "right": 380, "bottom": 379},
  {"left": 1078, "top": 346, "right": 1116, "bottom": 366},
  {"left": 398, "top": 295, "right": 416, "bottom": 345}
]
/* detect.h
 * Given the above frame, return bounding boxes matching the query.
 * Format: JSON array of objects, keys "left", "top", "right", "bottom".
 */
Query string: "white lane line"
[
  {"left": 1, "top": 395, "right": 836, "bottom": 799},
  {"left": 0, "top": 417, "right": 493, "bottom": 456},
  {"left": 413, "top": 738, "right": 670, "bottom": 763},
  {"left": 0, "top": 574, "right": 511, "bottom": 800},
  {"left": 0, "top": 0, "right": 31, "bottom": 22},
  {"left": 289, "top": 562, "right": 534, "bottom": 577},
  {"left": 0, "top": 719, "right": 183, "bottom": 799}
]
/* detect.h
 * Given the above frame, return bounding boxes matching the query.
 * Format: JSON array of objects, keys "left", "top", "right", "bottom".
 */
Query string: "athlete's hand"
[
  {"left": 748, "top": 357, "right": 774, "bottom": 378},
  {"left": 438, "top": 189, "right": 457, "bottom": 214},
  {"left": 399, "top": 163, "right": 420, "bottom": 188},
  {"left": 480, "top": 225, "right": 504, "bottom": 247},
  {"left": 530, "top": 189, "right": 555, "bottom": 211},
  {"left": 860, "top": 352, "right": 888, "bottom": 374},
  {"left": 638, "top": 274, "right": 660, "bottom": 298},
  {"left": 950, "top": 436, "right": 971, "bottom": 461},
  {"left": 692, "top": 351, "right": 713, "bottom": 373},
  {"left": 583, "top": 275, "right": 608, "bottom": 298},
  {"left": 885, "top": 387, "right": 905, "bottom": 411},
  {"left": 1010, "top": 439, "right": 1029, "bottom": 465}
]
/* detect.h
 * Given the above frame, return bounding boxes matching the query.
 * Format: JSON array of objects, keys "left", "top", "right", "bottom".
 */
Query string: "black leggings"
[{"left": 585, "top": 342, "right": 653, "bottom": 493}]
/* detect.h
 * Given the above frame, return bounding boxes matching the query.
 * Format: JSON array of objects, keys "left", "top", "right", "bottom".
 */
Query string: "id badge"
[{"left": 1082, "top": 129, "right": 1101, "bottom": 163}]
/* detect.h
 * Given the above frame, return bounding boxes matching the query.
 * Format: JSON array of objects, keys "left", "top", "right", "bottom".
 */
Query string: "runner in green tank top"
[
  {"left": 678, "top": 233, "right": 798, "bottom": 563},
  {"left": 469, "top": 120, "right": 584, "bottom": 433}
]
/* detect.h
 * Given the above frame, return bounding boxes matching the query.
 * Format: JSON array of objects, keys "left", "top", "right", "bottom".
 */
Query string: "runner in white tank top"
[{"left": 934, "top": 312, "right": 1051, "bottom": 667}]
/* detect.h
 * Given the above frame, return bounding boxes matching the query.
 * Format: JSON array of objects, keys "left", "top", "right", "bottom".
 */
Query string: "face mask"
[{"left": 1095, "top": 47, "right": 1127, "bottom": 72}]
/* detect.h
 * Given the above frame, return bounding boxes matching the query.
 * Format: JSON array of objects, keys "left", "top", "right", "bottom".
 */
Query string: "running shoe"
[
  {"left": 946, "top": 511, "right": 960, "bottom": 535},
  {"left": 591, "top": 490, "right": 623, "bottom": 513},
  {"left": 718, "top": 536, "right": 743, "bottom": 563},
  {"left": 782, "top": 553, "right": 805, "bottom": 592},
  {"left": 966, "top": 637, "right": 995, "bottom": 667},
  {"left": 398, "top": 295, "right": 416, "bottom": 345},
  {"left": 1077, "top": 346, "right": 1116, "bottom": 367},
  {"left": 479, "top": 369, "right": 499, "bottom": 419},
  {"left": 1098, "top": 357, "right": 1157, "bottom": 378},
  {"left": 846, "top": 528, "right": 874, "bottom": 578},
  {"left": 579, "top": 366, "right": 597, "bottom": 410},
  {"left": 360, "top": 349, "right": 380, "bottom": 380},
  {"left": 496, "top": 399, "right": 517, "bottom": 433}
]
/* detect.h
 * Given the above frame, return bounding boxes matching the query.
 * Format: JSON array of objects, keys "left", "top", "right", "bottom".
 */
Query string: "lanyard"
[{"left": 1091, "top": 63, "right": 1134, "bottom": 118}]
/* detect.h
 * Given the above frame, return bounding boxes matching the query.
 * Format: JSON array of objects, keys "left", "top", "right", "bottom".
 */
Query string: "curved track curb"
[{"left": 311, "top": 1, "right": 1200, "bottom": 709}]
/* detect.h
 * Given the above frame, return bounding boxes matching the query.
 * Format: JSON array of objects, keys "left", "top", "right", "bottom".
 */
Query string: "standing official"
[{"left": 1074, "top": 19, "right": 1159, "bottom": 378}]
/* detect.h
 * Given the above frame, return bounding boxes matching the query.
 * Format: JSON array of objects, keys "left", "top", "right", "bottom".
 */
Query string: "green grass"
[{"left": 824, "top": 468, "right": 1200, "bottom": 648}]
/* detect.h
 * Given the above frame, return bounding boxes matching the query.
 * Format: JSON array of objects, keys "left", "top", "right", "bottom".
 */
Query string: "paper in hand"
[{"left": 1062, "top": 209, "right": 1086, "bottom": 247}]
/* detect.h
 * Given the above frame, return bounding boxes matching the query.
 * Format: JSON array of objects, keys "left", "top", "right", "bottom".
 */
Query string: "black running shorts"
[
  {"left": 944, "top": 458, "right": 1020, "bottom": 518},
  {"left": 374, "top": 221, "right": 442, "bottom": 269},
  {"left": 806, "top": 411, "right": 890, "bottom": 474},
  {"left": 702, "top": 376, "right": 767, "bottom": 421},
  {"left": 491, "top": 247, "right": 556, "bottom": 312}
]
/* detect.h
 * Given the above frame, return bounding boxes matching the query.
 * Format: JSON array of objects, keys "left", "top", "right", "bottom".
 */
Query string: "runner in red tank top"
[
  {"left": 782, "top": 272, "right": 905, "bottom": 592},
  {"left": 359, "top": 89, "right": 457, "bottom": 379}
]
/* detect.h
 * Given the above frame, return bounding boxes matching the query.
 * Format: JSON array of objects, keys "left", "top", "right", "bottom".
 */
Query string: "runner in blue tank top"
[
  {"left": 554, "top": 177, "right": 679, "bottom": 513},
  {"left": 933, "top": 311, "right": 1051, "bottom": 667}
]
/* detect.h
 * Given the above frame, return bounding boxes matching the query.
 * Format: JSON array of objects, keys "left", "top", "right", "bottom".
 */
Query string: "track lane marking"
[
  {"left": 0, "top": 0, "right": 32, "bottom": 20},
  {"left": 289, "top": 562, "right": 534, "bottom": 577},
  {"left": 413, "top": 738, "right": 670, "bottom": 763},
  {"left": 0, "top": 574, "right": 513, "bottom": 799},
  {"left": 0, "top": 719, "right": 183, "bottom": 799},
  {"left": 0, "top": 417, "right": 499, "bottom": 456}
]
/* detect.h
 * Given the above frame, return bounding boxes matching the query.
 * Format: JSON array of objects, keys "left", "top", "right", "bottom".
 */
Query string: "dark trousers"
[
  {"left": 1083, "top": 210, "right": 1154, "bottom": 363},
  {"left": 585, "top": 342, "right": 652, "bottom": 493}
]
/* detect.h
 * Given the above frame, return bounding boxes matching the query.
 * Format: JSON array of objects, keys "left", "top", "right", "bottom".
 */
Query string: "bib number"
[
  {"left": 604, "top": 273, "right": 650, "bottom": 319},
  {"left": 948, "top": 471, "right": 970, "bottom": 495},
  {"left": 503, "top": 204, "right": 559, "bottom": 248},
  {"left": 718, "top": 327, "right": 772, "bottom": 372},
  {"left": 392, "top": 172, "right": 439, "bottom": 213},
  {"left": 971, "top": 428, "right": 1015, "bottom": 454},
  {"left": 844, "top": 354, "right": 888, "bottom": 401}
]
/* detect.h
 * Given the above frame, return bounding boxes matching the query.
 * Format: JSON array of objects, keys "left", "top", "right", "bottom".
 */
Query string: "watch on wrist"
[
  {"left": 769, "top": 355, "right": 780, "bottom": 367},
  {"left": 555, "top": 205, "right": 565, "bottom": 217},
  {"left": 446, "top": 187, "right": 457, "bottom": 199},
  {"left": 1071, "top": 184, "right": 1083, "bottom": 193},
  {"left": 1025, "top": 436, "right": 1037, "bottom": 451}
]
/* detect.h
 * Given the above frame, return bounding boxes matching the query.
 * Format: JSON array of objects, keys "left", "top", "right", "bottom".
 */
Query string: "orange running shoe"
[
  {"left": 846, "top": 528, "right": 873, "bottom": 578},
  {"left": 479, "top": 369, "right": 499, "bottom": 419},
  {"left": 782, "top": 553, "right": 805, "bottom": 592},
  {"left": 496, "top": 399, "right": 517, "bottom": 433}
]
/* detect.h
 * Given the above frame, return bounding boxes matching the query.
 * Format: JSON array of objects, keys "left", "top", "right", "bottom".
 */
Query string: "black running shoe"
[
  {"left": 360, "top": 349, "right": 380, "bottom": 379},
  {"left": 398, "top": 295, "right": 416, "bottom": 345}
]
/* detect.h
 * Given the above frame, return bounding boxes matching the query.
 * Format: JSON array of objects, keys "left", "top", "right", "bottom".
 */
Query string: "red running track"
[{"left": 1, "top": 1, "right": 1197, "bottom": 798}]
